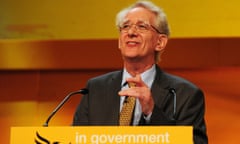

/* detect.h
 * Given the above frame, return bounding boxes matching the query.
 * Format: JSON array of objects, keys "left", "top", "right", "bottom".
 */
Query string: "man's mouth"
[{"left": 126, "top": 41, "right": 140, "bottom": 46}]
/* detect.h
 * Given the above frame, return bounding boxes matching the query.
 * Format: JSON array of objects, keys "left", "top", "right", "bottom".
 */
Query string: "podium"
[{"left": 10, "top": 126, "right": 193, "bottom": 144}]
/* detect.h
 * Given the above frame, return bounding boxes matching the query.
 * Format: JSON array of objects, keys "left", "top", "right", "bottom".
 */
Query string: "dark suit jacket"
[{"left": 73, "top": 65, "right": 208, "bottom": 144}]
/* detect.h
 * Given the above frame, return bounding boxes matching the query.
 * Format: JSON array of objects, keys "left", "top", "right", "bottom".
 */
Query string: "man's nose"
[
  {"left": 128, "top": 25, "right": 137, "bottom": 32},
  {"left": 127, "top": 25, "right": 138, "bottom": 37}
]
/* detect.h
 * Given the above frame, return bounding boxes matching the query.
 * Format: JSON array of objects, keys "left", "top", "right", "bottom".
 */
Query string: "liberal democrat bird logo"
[{"left": 35, "top": 131, "right": 61, "bottom": 144}]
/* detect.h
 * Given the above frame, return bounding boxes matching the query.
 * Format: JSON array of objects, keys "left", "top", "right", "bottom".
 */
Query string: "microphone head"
[
  {"left": 169, "top": 88, "right": 176, "bottom": 93},
  {"left": 79, "top": 88, "right": 89, "bottom": 94}
]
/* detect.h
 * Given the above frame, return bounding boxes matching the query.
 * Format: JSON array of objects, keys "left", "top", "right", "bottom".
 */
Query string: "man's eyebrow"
[
  {"left": 123, "top": 19, "right": 148, "bottom": 24},
  {"left": 121, "top": 19, "right": 130, "bottom": 24}
]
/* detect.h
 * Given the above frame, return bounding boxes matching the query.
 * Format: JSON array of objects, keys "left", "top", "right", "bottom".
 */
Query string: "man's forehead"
[
  {"left": 123, "top": 7, "right": 155, "bottom": 23},
  {"left": 122, "top": 19, "right": 149, "bottom": 24}
]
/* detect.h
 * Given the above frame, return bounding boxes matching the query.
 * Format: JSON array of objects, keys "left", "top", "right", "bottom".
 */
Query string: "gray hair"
[
  {"left": 116, "top": 1, "right": 170, "bottom": 63},
  {"left": 116, "top": 0, "right": 170, "bottom": 36}
]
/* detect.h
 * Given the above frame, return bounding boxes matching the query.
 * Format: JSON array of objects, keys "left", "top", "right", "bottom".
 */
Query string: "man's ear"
[
  {"left": 155, "top": 34, "right": 168, "bottom": 52},
  {"left": 118, "top": 38, "right": 122, "bottom": 50}
]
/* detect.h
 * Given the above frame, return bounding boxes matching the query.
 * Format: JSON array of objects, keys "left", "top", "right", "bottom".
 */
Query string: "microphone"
[
  {"left": 169, "top": 88, "right": 177, "bottom": 120},
  {"left": 43, "top": 88, "right": 88, "bottom": 127}
]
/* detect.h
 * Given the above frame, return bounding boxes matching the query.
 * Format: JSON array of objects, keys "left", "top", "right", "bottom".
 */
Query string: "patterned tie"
[{"left": 119, "top": 82, "right": 136, "bottom": 126}]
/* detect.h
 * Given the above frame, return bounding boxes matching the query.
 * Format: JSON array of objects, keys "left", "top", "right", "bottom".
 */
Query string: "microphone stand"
[{"left": 43, "top": 89, "right": 88, "bottom": 127}]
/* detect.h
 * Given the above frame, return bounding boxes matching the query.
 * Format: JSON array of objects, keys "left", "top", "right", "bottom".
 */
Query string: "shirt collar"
[{"left": 121, "top": 64, "right": 156, "bottom": 88}]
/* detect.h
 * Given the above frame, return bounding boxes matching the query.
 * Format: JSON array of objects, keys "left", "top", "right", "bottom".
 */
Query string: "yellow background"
[
  {"left": 0, "top": 1, "right": 240, "bottom": 144},
  {"left": 1, "top": 0, "right": 240, "bottom": 39}
]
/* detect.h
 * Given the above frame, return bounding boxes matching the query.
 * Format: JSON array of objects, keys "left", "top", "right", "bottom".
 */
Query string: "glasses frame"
[{"left": 119, "top": 21, "right": 162, "bottom": 34}]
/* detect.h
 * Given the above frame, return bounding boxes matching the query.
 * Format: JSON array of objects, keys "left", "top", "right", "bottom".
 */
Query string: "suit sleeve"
[
  {"left": 72, "top": 93, "right": 89, "bottom": 126},
  {"left": 146, "top": 88, "right": 208, "bottom": 144},
  {"left": 177, "top": 89, "right": 208, "bottom": 144},
  {"left": 72, "top": 81, "right": 90, "bottom": 126}
]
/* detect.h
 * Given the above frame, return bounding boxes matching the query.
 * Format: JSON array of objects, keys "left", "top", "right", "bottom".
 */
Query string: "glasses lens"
[
  {"left": 120, "top": 22, "right": 161, "bottom": 34},
  {"left": 120, "top": 23, "right": 150, "bottom": 33}
]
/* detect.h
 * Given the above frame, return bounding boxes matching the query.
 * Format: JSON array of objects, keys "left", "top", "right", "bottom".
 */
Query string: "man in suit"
[{"left": 72, "top": 1, "right": 208, "bottom": 143}]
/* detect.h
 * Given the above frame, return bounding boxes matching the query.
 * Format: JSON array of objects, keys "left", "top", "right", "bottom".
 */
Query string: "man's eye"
[
  {"left": 122, "top": 24, "right": 130, "bottom": 29},
  {"left": 138, "top": 24, "right": 147, "bottom": 29}
]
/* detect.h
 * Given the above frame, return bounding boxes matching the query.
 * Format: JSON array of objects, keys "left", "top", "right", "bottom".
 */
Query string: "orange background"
[
  {"left": 1, "top": 0, "right": 240, "bottom": 143},
  {"left": 0, "top": 38, "right": 239, "bottom": 143}
]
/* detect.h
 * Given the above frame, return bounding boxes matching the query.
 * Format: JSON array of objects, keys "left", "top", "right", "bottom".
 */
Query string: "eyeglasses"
[{"left": 119, "top": 22, "right": 161, "bottom": 34}]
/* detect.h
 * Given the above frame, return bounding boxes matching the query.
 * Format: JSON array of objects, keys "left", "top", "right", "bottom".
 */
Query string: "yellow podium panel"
[{"left": 11, "top": 126, "right": 192, "bottom": 144}]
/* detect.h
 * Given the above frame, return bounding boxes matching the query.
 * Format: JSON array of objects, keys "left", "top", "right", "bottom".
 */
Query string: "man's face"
[{"left": 118, "top": 7, "right": 161, "bottom": 63}]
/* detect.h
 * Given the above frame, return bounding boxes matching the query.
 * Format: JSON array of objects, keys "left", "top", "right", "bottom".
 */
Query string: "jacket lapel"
[
  {"left": 151, "top": 65, "right": 171, "bottom": 108},
  {"left": 107, "top": 71, "right": 123, "bottom": 125}
]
